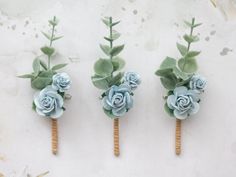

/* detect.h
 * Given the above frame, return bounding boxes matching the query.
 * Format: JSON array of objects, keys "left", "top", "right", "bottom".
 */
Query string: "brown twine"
[
  {"left": 114, "top": 118, "right": 120, "bottom": 157},
  {"left": 51, "top": 119, "right": 58, "bottom": 155},
  {"left": 175, "top": 119, "right": 181, "bottom": 155}
]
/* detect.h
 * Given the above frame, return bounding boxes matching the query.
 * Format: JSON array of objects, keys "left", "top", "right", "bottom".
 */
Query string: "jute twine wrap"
[
  {"left": 175, "top": 119, "right": 181, "bottom": 155},
  {"left": 51, "top": 119, "right": 58, "bottom": 155},
  {"left": 114, "top": 118, "right": 120, "bottom": 157}
]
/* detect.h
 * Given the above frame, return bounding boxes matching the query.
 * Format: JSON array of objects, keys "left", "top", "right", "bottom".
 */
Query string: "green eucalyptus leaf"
[
  {"left": 173, "top": 67, "right": 189, "bottom": 80},
  {"left": 102, "top": 18, "right": 110, "bottom": 27},
  {"left": 155, "top": 68, "right": 173, "bottom": 77},
  {"left": 33, "top": 58, "right": 40, "bottom": 75},
  {"left": 52, "top": 36, "right": 63, "bottom": 41},
  {"left": 100, "top": 44, "right": 111, "bottom": 56},
  {"left": 17, "top": 74, "right": 35, "bottom": 79},
  {"left": 183, "top": 34, "right": 199, "bottom": 43},
  {"left": 178, "top": 58, "right": 198, "bottom": 73},
  {"left": 160, "top": 74, "right": 177, "bottom": 90},
  {"left": 193, "top": 23, "right": 202, "bottom": 28},
  {"left": 39, "top": 60, "right": 48, "bottom": 70},
  {"left": 31, "top": 77, "right": 52, "bottom": 90},
  {"left": 184, "top": 20, "right": 192, "bottom": 27},
  {"left": 41, "top": 32, "right": 51, "bottom": 40},
  {"left": 91, "top": 75, "right": 110, "bottom": 90},
  {"left": 111, "top": 21, "right": 120, "bottom": 26},
  {"left": 176, "top": 77, "right": 192, "bottom": 87},
  {"left": 164, "top": 103, "right": 174, "bottom": 117},
  {"left": 103, "top": 108, "right": 116, "bottom": 118},
  {"left": 110, "top": 44, "right": 124, "bottom": 56},
  {"left": 104, "top": 37, "right": 112, "bottom": 42},
  {"left": 112, "top": 30, "right": 121, "bottom": 40},
  {"left": 184, "top": 21, "right": 202, "bottom": 28},
  {"left": 112, "top": 57, "right": 125, "bottom": 71},
  {"left": 176, "top": 43, "right": 187, "bottom": 56},
  {"left": 94, "top": 59, "right": 113, "bottom": 76},
  {"left": 108, "top": 72, "right": 124, "bottom": 86},
  {"left": 52, "top": 63, "right": 68, "bottom": 70},
  {"left": 38, "top": 70, "right": 54, "bottom": 78},
  {"left": 160, "top": 57, "right": 176, "bottom": 69},
  {"left": 186, "top": 51, "right": 201, "bottom": 58},
  {"left": 41, "top": 46, "right": 55, "bottom": 56},
  {"left": 49, "top": 16, "right": 59, "bottom": 26}
]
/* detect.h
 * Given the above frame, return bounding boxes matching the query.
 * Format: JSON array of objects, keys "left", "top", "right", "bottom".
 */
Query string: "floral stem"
[
  {"left": 51, "top": 119, "right": 58, "bottom": 155},
  {"left": 114, "top": 118, "right": 120, "bottom": 156},
  {"left": 175, "top": 119, "right": 181, "bottom": 155},
  {"left": 109, "top": 17, "right": 114, "bottom": 77},
  {"left": 183, "top": 18, "right": 195, "bottom": 71},
  {"left": 47, "top": 18, "right": 56, "bottom": 70}
]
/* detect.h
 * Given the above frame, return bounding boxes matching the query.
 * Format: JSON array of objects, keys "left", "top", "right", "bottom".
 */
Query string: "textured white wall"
[{"left": 0, "top": 0, "right": 236, "bottom": 176}]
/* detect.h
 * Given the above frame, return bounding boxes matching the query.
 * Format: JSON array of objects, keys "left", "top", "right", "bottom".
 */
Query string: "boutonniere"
[
  {"left": 91, "top": 17, "right": 141, "bottom": 156},
  {"left": 155, "top": 18, "right": 206, "bottom": 155},
  {"left": 18, "top": 16, "right": 71, "bottom": 155}
]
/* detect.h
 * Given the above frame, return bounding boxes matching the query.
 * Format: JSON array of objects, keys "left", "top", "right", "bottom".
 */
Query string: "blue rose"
[
  {"left": 52, "top": 72, "right": 71, "bottom": 92},
  {"left": 102, "top": 84, "right": 133, "bottom": 117},
  {"left": 123, "top": 72, "right": 141, "bottom": 90},
  {"left": 167, "top": 86, "right": 200, "bottom": 120},
  {"left": 189, "top": 74, "right": 206, "bottom": 92},
  {"left": 34, "top": 86, "right": 64, "bottom": 119}
]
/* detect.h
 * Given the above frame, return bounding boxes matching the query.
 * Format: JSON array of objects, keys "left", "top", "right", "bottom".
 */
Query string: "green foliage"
[
  {"left": 112, "top": 57, "right": 125, "bottom": 71},
  {"left": 178, "top": 58, "right": 198, "bottom": 73},
  {"left": 91, "top": 75, "right": 110, "bottom": 90},
  {"left": 94, "top": 59, "right": 113, "bottom": 77},
  {"left": 51, "top": 63, "right": 68, "bottom": 70},
  {"left": 18, "top": 16, "right": 68, "bottom": 90},
  {"left": 32, "top": 58, "right": 40, "bottom": 75},
  {"left": 103, "top": 108, "right": 116, "bottom": 118},
  {"left": 40, "top": 46, "right": 55, "bottom": 56},
  {"left": 160, "top": 74, "right": 178, "bottom": 90},
  {"left": 176, "top": 43, "right": 187, "bottom": 56},
  {"left": 100, "top": 44, "right": 110, "bottom": 56},
  {"left": 164, "top": 103, "right": 174, "bottom": 117},
  {"left": 155, "top": 17, "right": 202, "bottom": 91},
  {"left": 92, "top": 17, "right": 125, "bottom": 90},
  {"left": 110, "top": 45, "right": 124, "bottom": 56},
  {"left": 159, "top": 57, "right": 176, "bottom": 69}
]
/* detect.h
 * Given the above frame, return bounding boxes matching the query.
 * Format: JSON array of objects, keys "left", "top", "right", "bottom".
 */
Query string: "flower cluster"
[
  {"left": 92, "top": 17, "right": 141, "bottom": 119},
  {"left": 166, "top": 75, "right": 206, "bottom": 119},
  {"left": 19, "top": 17, "right": 72, "bottom": 119},
  {"left": 34, "top": 73, "right": 71, "bottom": 119},
  {"left": 155, "top": 18, "right": 206, "bottom": 120},
  {"left": 102, "top": 72, "right": 141, "bottom": 118}
]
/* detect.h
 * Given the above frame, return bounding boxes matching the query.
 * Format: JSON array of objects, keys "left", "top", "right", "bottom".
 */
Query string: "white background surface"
[{"left": 0, "top": 0, "right": 236, "bottom": 176}]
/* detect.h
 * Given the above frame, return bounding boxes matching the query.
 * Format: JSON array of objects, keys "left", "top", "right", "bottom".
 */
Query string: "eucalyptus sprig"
[
  {"left": 155, "top": 18, "right": 202, "bottom": 91},
  {"left": 91, "top": 17, "right": 126, "bottom": 90},
  {"left": 18, "top": 16, "right": 67, "bottom": 90}
]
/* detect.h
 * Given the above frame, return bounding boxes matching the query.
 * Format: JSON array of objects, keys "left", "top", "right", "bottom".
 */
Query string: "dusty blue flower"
[
  {"left": 123, "top": 72, "right": 141, "bottom": 90},
  {"left": 34, "top": 86, "right": 64, "bottom": 119},
  {"left": 167, "top": 86, "right": 200, "bottom": 119},
  {"left": 102, "top": 84, "right": 133, "bottom": 117},
  {"left": 189, "top": 74, "right": 206, "bottom": 92},
  {"left": 52, "top": 72, "right": 71, "bottom": 92}
]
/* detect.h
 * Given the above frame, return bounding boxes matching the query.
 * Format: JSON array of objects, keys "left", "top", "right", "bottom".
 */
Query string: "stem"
[
  {"left": 51, "top": 119, "right": 58, "bottom": 155},
  {"left": 109, "top": 17, "right": 114, "bottom": 77},
  {"left": 183, "top": 18, "right": 195, "bottom": 71},
  {"left": 109, "top": 17, "right": 113, "bottom": 60},
  {"left": 47, "top": 20, "right": 56, "bottom": 70},
  {"left": 175, "top": 119, "right": 181, "bottom": 155},
  {"left": 114, "top": 118, "right": 120, "bottom": 156}
]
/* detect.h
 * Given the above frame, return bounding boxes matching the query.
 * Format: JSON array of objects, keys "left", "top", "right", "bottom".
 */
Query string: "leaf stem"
[
  {"left": 109, "top": 17, "right": 114, "bottom": 77},
  {"left": 183, "top": 18, "right": 195, "bottom": 71},
  {"left": 47, "top": 17, "right": 56, "bottom": 70},
  {"left": 109, "top": 17, "right": 113, "bottom": 60}
]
